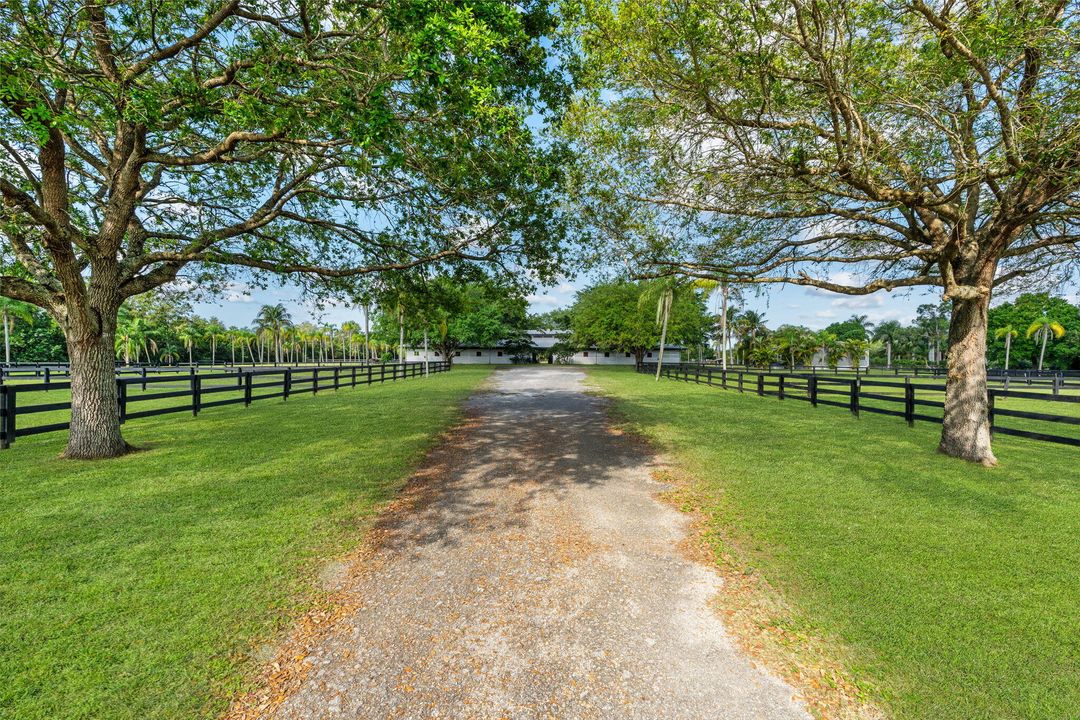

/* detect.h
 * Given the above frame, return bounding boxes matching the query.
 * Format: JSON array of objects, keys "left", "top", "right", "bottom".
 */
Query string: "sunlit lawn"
[
  {"left": 0, "top": 366, "right": 491, "bottom": 720},
  {"left": 588, "top": 367, "right": 1080, "bottom": 720}
]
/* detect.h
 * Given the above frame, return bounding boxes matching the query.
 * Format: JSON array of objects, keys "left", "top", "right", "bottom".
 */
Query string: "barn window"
[
  {"left": 455, "top": 351, "right": 461, "bottom": 356},
  {"left": 604, "top": 352, "right": 610, "bottom": 357},
  {"left": 625, "top": 353, "right": 631, "bottom": 358},
  {"left": 646, "top": 352, "right": 653, "bottom": 357},
  {"left": 497, "top": 351, "right": 503, "bottom": 356},
  {"left": 583, "top": 351, "right": 589, "bottom": 357},
  {"left": 476, "top": 351, "right": 482, "bottom": 357},
  {"left": 414, "top": 350, "right": 420, "bottom": 356}
]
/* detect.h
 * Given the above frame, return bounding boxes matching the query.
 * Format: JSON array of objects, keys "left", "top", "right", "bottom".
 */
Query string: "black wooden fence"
[
  {"left": 640, "top": 362, "right": 1080, "bottom": 447},
  {"left": 0, "top": 362, "right": 450, "bottom": 450}
]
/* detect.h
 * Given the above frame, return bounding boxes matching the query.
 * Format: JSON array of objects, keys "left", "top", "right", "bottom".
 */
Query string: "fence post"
[
  {"left": 44, "top": 367, "right": 50, "bottom": 390},
  {"left": 987, "top": 389, "right": 995, "bottom": 437},
  {"left": 1, "top": 385, "right": 15, "bottom": 449},
  {"left": 351, "top": 366, "right": 357, "bottom": 387},
  {"left": 778, "top": 374, "right": 785, "bottom": 400},
  {"left": 284, "top": 368, "right": 292, "bottom": 401},
  {"left": 809, "top": 375, "right": 818, "bottom": 407},
  {"left": 367, "top": 364, "right": 373, "bottom": 385},
  {"left": 313, "top": 368, "right": 319, "bottom": 394},
  {"left": 850, "top": 379, "right": 859, "bottom": 416},
  {"left": 738, "top": 372, "right": 744, "bottom": 393},
  {"left": 756, "top": 374, "right": 764, "bottom": 396},
  {"left": 244, "top": 372, "right": 252, "bottom": 407},
  {"left": 904, "top": 378, "right": 914, "bottom": 427},
  {"left": 117, "top": 379, "right": 127, "bottom": 424},
  {"left": 191, "top": 374, "right": 201, "bottom": 416},
  {"left": 1053, "top": 375, "right": 1061, "bottom": 396},
  {"left": 142, "top": 366, "right": 148, "bottom": 391},
  {"left": 334, "top": 366, "right": 340, "bottom": 391}
]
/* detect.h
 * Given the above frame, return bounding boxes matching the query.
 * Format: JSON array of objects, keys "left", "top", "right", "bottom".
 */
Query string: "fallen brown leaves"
[
  {"left": 652, "top": 469, "right": 886, "bottom": 720},
  {"left": 221, "top": 412, "right": 484, "bottom": 720}
]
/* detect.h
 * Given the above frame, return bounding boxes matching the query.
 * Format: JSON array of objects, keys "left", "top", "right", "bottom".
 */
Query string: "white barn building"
[{"left": 406, "top": 330, "right": 683, "bottom": 366}]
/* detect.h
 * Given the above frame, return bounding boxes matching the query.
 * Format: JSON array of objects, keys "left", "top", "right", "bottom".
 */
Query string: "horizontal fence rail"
[
  {"left": 692, "top": 361, "right": 1080, "bottom": 389},
  {"left": 0, "top": 360, "right": 391, "bottom": 385},
  {"left": 640, "top": 362, "right": 1080, "bottom": 448},
  {"left": 0, "top": 362, "right": 450, "bottom": 450}
]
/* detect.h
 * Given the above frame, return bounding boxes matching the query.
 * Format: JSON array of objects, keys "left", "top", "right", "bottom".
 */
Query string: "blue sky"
[{"left": 194, "top": 273, "right": 949, "bottom": 331}]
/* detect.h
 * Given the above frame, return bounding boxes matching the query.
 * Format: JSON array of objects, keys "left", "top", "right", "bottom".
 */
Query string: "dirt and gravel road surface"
[{"left": 264, "top": 366, "right": 809, "bottom": 719}]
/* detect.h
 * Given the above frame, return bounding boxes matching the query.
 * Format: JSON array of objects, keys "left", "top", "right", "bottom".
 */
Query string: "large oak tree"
[
  {"left": 567, "top": 0, "right": 1080, "bottom": 464},
  {"left": 0, "top": 0, "right": 566, "bottom": 457}
]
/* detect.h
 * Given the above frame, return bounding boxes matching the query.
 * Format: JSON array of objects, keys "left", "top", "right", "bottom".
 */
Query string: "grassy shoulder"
[
  {"left": 0, "top": 366, "right": 491, "bottom": 720},
  {"left": 586, "top": 367, "right": 1080, "bottom": 720}
]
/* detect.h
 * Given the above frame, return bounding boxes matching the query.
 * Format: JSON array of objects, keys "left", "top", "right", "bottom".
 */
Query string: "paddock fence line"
[
  {"left": 0, "top": 361, "right": 450, "bottom": 450},
  {"left": 638, "top": 362, "right": 1080, "bottom": 448},
  {"left": 689, "top": 361, "right": 1080, "bottom": 389},
  {"left": 0, "top": 360, "right": 393, "bottom": 386}
]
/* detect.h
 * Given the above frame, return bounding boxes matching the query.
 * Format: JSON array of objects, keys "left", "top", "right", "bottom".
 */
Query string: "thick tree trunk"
[
  {"left": 65, "top": 319, "right": 129, "bottom": 459},
  {"left": 938, "top": 293, "right": 996, "bottom": 466}
]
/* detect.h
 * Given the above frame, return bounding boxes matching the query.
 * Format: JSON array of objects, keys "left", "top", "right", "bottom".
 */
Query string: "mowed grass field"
[
  {"left": 0, "top": 366, "right": 491, "bottom": 720},
  {"left": 587, "top": 367, "right": 1080, "bottom": 720}
]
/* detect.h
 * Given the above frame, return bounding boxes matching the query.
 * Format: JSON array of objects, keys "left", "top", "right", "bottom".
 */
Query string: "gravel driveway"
[{"left": 268, "top": 366, "right": 809, "bottom": 719}]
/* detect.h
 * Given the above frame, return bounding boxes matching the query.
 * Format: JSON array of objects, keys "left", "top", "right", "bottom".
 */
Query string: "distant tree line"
[
  {"left": 2, "top": 289, "right": 381, "bottom": 366},
  {"left": 5, "top": 287, "right": 1075, "bottom": 374}
]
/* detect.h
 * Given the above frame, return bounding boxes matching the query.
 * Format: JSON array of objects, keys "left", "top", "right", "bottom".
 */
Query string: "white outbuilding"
[{"left": 405, "top": 329, "right": 683, "bottom": 366}]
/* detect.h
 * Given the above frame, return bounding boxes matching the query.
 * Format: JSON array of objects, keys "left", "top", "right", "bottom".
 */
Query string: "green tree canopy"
[
  {"left": 568, "top": 280, "right": 710, "bottom": 363},
  {"left": 988, "top": 294, "right": 1079, "bottom": 370},
  {"left": 564, "top": 0, "right": 1080, "bottom": 464},
  {"left": 372, "top": 276, "right": 530, "bottom": 361},
  {"left": 824, "top": 316, "right": 872, "bottom": 343},
  {"left": 0, "top": 0, "right": 568, "bottom": 457}
]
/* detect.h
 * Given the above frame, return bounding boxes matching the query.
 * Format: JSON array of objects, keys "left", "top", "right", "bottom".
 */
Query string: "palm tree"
[
  {"left": 850, "top": 314, "right": 875, "bottom": 338},
  {"left": 873, "top": 320, "right": 903, "bottom": 369},
  {"left": 176, "top": 322, "right": 199, "bottom": 365},
  {"left": 733, "top": 310, "right": 767, "bottom": 364},
  {"left": 254, "top": 304, "right": 292, "bottom": 364},
  {"left": 772, "top": 326, "right": 813, "bottom": 370},
  {"left": 1025, "top": 317, "right": 1066, "bottom": 371},
  {"left": 712, "top": 279, "right": 742, "bottom": 370},
  {"left": 159, "top": 344, "right": 180, "bottom": 365},
  {"left": 639, "top": 280, "right": 676, "bottom": 380},
  {"left": 341, "top": 321, "right": 361, "bottom": 361},
  {"left": 841, "top": 339, "right": 876, "bottom": 369},
  {"left": 362, "top": 301, "right": 373, "bottom": 362},
  {"left": 205, "top": 320, "right": 226, "bottom": 367},
  {"left": 994, "top": 325, "right": 1019, "bottom": 370},
  {"left": 1, "top": 298, "right": 34, "bottom": 365},
  {"left": 227, "top": 328, "right": 241, "bottom": 364},
  {"left": 115, "top": 314, "right": 157, "bottom": 365},
  {"left": 240, "top": 329, "right": 256, "bottom": 364},
  {"left": 816, "top": 331, "right": 842, "bottom": 368}
]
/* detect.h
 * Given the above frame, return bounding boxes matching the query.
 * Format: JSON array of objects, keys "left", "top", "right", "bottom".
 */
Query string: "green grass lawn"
[
  {"left": 587, "top": 367, "right": 1080, "bottom": 720},
  {"left": 0, "top": 366, "right": 491, "bottom": 720}
]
